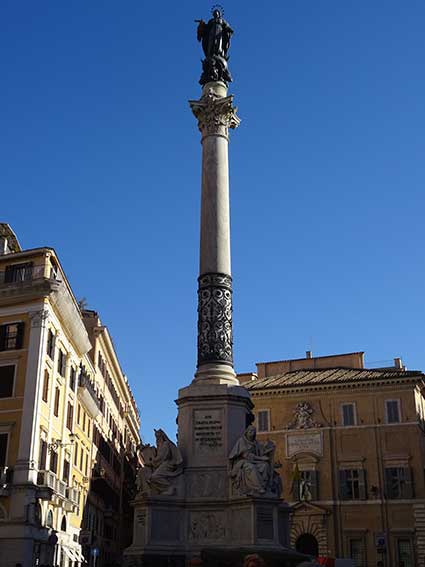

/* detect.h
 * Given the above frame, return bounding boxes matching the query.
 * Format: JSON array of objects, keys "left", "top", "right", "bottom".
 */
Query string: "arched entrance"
[{"left": 296, "top": 533, "right": 319, "bottom": 556}]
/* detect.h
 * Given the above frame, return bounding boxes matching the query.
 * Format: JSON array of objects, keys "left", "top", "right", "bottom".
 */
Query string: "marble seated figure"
[
  {"left": 136, "top": 429, "right": 183, "bottom": 496},
  {"left": 229, "top": 425, "right": 281, "bottom": 496}
]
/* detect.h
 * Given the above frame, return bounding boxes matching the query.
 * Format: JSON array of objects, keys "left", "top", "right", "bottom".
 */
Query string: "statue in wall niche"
[
  {"left": 136, "top": 429, "right": 183, "bottom": 496},
  {"left": 229, "top": 425, "right": 281, "bottom": 496}
]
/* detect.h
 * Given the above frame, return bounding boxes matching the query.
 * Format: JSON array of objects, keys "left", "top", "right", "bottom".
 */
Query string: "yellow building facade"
[
  {"left": 0, "top": 224, "right": 140, "bottom": 567},
  {"left": 241, "top": 351, "right": 425, "bottom": 567}
]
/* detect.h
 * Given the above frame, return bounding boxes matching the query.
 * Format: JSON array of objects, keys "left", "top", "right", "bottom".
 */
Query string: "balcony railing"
[
  {"left": 37, "top": 470, "right": 57, "bottom": 490},
  {"left": 0, "top": 266, "right": 57, "bottom": 285},
  {"left": 78, "top": 374, "right": 101, "bottom": 418},
  {"left": 67, "top": 486, "right": 81, "bottom": 506},
  {"left": 56, "top": 478, "right": 67, "bottom": 498}
]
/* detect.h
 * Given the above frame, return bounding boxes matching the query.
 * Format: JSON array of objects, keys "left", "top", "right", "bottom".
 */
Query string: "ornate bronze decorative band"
[{"left": 197, "top": 272, "right": 233, "bottom": 367}]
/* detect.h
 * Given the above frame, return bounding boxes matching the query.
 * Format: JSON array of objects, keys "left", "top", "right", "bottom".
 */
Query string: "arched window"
[
  {"left": 61, "top": 515, "right": 67, "bottom": 532},
  {"left": 46, "top": 509, "right": 53, "bottom": 528}
]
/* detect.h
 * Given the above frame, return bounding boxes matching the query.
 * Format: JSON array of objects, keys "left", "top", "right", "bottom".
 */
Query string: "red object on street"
[{"left": 317, "top": 557, "right": 335, "bottom": 567}]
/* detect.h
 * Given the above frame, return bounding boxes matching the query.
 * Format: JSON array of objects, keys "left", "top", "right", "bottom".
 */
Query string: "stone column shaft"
[{"left": 190, "top": 82, "right": 240, "bottom": 385}]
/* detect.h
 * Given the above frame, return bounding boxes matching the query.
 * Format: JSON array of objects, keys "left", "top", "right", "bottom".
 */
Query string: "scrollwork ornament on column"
[
  {"left": 190, "top": 89, "right": 240, "bottom": 139},
  {"left": 30, "top": 308, "right": 49, "bottom": 328},
  {"left": 197, "top": 272, "right": 233, "bottom": 367}
]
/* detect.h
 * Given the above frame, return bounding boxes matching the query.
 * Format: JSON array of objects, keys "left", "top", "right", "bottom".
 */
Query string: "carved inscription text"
[{"left": 194, "top": 409, "right": 223, "bottom": 452}]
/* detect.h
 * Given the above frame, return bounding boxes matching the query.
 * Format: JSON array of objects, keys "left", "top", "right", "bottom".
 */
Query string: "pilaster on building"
[
  {"left": 0, "top": 223, "right": 141, "bottom": 567},
  {"left": 240, "top": 350, "right": 425, "bottom": 567}
]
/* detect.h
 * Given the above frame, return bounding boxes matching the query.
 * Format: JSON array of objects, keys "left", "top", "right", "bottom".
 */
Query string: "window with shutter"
[
  {"left": 54, "top": 387, "right": 60, "bottom": 417},
  {"left": 57, "top": 351, "right": 66, "bottom": 377},
  {"left": 63, "top": 459, "right": 70, "bottom": 483},
  {"left": 341, "top": 403, "right": 356, "bottom": 426},
  {"left": 0, "top": 323, "right": 24, "bottom": 351},
  {"left": 0, "top": 433, "right": 8, "bottom": 466},
  {"left": 339, "top": 469, "right": 365, "bottom": 500},
  {"left": 42, "top": 370, "right": 49, "bottom": 403},
  {"left": 66, "top": 402, "right": 73, "bottom": 431},
  {"left": 386, "top": 400, "right": 401, "bottom": 423},
  {"left": 46, "top": 330, "right": 55, "bottom": 359},
  {"left": 38, "top": 439, "right": 47, "bottom": 470},
  {"left": 0, "top": 365, "right": 15, "bottom": 398},
  {"left": 385, "top": 467, "right": 413, "bottom": 499},
  {"left": 49, "top": 450, "right": 58, "bottom": 474},
  {"left": 257, "top": 410, "right": 270, "bottom": 432}
]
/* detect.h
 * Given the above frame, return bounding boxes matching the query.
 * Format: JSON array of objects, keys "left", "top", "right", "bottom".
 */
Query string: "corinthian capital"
[{"left": 189, "top": 89, "right": 240, "bottom": 139}]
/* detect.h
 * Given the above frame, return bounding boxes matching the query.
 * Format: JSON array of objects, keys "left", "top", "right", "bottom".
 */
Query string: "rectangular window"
[
  {"left": 80, "top": 447, "right": 84, "bottom": 471},
  {"left": 342, "top": 403, "right": 356, "bottom": 426},
  {"left": 42, "top": 370, "right": 50, "bottom": 403},
  {"left": 74, "top": 442, "right": 79, "bottom": 466},
  {"left": 4, "top": 262, "right": 33, "bottom": 283},
  {"left": 397, "top": 538, "right": 414, "bottom": 567},
  {"left": 0, "top": 322, "right": 24, "bottom": 351},
  {"left": 57, "top": 350, "right": 66, "bottom": 377},
  {"left": 69, "top": 366, "right": 76, "bottom": 391},
  {"left": 83, "top": 411, "right": 86, "bottom": 431},
  {"left": 386, "top": 400, "right": 401, "bottom": 423},
  {"left": 63, "top": 458, "right": 70, "bottom": 483},
  {"left": 258, "top": 410, "right": 270, "bottom": 432},
  {"left": 385, "top": 467, "right": 413, "bottom": 499},
  {"left": 46, "top": 329, "right": 56, "bottom": 359},
  {"left": 349, "top": 538, "right": 365, "bottom": 567},
  {"left": 0, "top": 364, "right": 15, "bottom": 398},
  {"left": 85, "top": 452, "right": 88, "bottom": 476},
  {"left": 0, "top": 433, "right": 8, "bottom": 466},
  {"left": 339, "top": 469, "right": 367, "bottom": 500},
  {"left": 66, "top": 402, "right": 73, "bottom": 431},
  {"left": 38, "top": 439, "right": 47, "bottom": 470},
  {"left": 49, "top": 450, "right": 58, "bottom": 474},
  {"left": 77, "top": 403, "right": 81, "bottom": 424},
  {"left": 54, "top": 387, "right": 60, "bottom": 417}
]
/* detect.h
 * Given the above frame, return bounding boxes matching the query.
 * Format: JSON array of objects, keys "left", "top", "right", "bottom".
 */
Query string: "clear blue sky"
[{"left": 2, "top": 1, "right": 424, "bottom": 442}]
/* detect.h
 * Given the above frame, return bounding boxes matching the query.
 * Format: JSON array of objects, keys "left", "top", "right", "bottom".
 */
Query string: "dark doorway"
[{"left": 296, "top": 533, "right": 319, "bottom": 556}]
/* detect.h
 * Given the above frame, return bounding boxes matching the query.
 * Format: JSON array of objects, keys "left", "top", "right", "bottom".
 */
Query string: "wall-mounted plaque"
[{"left": 286, "top": 431, "right": 323, "bottom": 457}]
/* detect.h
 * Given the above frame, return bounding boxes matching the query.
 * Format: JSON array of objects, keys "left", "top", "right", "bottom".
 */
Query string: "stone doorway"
[{"left": 296, "top": 533, "right": 319, "bottom": 556}]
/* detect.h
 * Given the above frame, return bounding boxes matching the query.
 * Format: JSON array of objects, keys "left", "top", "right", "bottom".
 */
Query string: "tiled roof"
[{"left": 245, "top": 367, "right": 424, "bottom": 391}]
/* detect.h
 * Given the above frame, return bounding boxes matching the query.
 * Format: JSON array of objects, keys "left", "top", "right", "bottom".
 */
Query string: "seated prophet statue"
[
  {"left": 136, "top": 429, "right": 183, "bottom": 496},
  {"left": 229, "top": 425, "right": 279, "bottom": 496}
]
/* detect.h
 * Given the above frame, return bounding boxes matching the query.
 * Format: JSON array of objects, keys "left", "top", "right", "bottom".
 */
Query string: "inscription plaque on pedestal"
[{"left": 193, "top": 409, "right": 223, "bottom": 452}]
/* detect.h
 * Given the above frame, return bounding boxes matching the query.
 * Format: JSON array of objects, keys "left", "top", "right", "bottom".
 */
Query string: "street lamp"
[{"left": 47, "top": 433, "right": 76, "bottom": 453}]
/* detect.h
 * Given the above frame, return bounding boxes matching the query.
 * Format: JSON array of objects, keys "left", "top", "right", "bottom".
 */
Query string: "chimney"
[
  {"left": 0, "top": 236, "right": 8, "bottom": 255},
  {"left": 394, "top": 357, "right": 403, "bottom": 370},
  {"left": 306, "top": 350, "right": 312, "bottom": 359}
]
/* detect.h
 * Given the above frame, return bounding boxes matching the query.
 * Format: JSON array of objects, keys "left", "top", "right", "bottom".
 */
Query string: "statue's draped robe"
[
  {"left": 202, "top": 17, "right": 232, "bottom": 60},
  {"left": 229, "top": 435, "right": 270, "bottom": 494},
  {"left": 150, "top": 438, "right": 183, "bottom": 492}
]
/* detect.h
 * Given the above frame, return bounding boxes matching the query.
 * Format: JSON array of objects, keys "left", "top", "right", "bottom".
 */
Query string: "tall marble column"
[{"left": 190, "top": 81, "right": 240, "bottom": 385}]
